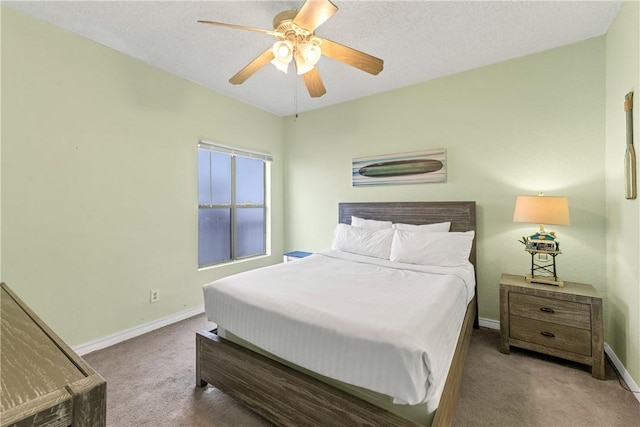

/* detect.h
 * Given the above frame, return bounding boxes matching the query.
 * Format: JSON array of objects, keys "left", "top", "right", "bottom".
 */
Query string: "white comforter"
[{"left": 202, "top": 250, "right": 475, "bottom": 408}]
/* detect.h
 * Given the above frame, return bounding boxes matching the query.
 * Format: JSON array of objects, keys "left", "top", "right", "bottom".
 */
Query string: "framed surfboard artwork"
[{"left": 352, "top": 148, "right": 446, "bottom": 186}]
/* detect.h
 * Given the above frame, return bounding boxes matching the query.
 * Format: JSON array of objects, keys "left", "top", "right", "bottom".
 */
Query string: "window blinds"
[{"left": 198, "top": 141, "right": 273, "bottom": 162}]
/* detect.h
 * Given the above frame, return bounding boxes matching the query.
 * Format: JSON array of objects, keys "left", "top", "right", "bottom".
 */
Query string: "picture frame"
[{"left": 352, "top": 148, "right": 446, "bottom": 186}]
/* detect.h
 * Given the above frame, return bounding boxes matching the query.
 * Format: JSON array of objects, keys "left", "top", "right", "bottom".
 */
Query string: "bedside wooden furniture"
[
  {"left": 0, "top": 283, "right": 106, "bottom": 426},
  {"left": 283, "top": 251, "right": 312, "bottom": 262},
  {"left": 499, "top": 274, "right": 604, "bottom": 379}
]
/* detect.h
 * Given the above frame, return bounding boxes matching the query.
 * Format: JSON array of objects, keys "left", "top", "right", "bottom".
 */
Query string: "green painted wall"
[
  {"left": 283, "top": 37, "right": 607, "bottom": 336},
  {"left": 0, "top": 7, "right": 285, "bottom": 346},
  {"left": 2, "top": 1, "right": 638, "bottom": 390},
  {"left": 605, "top": 0, "right": 640, "bottom": 386}
]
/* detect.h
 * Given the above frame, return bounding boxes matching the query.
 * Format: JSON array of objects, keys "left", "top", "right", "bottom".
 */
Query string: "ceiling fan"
[{"left": 198, "top": 0, "right": 384, "bottom": 98}]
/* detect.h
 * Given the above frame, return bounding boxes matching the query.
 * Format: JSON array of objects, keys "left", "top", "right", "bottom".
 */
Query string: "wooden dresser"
[
  {"left": 499, "top": 274, "right": 604, "bottom": 379},
  {"left": 0, "top": 283, "right": 106, "bottom": 426}
]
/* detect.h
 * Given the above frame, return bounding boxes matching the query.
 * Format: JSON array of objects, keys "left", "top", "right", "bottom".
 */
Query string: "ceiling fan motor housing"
[{"left": 273, "top": 10, "right": 298, "bottom": 35}]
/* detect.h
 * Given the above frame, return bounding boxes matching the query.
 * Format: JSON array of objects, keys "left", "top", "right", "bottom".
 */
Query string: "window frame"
[{"left": 198, "top": 141, "right": 272, "bottom": 268}]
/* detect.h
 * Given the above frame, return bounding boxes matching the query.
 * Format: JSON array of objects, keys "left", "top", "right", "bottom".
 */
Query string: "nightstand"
[
  {"left": 499, "top": 273, "right": 604, "bottom": 379},
  {"left": 283, "top": 251, "right": 312, "bottom": 262}
]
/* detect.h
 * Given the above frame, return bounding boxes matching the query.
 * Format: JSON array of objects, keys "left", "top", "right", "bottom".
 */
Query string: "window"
[{"left": 198, "top": 142, "right": 272, "bottom": 267}]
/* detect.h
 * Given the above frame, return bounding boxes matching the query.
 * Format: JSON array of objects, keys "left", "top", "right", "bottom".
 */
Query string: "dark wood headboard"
[{"left": 338, "top": 201, "right": 477, "bottom": 267}]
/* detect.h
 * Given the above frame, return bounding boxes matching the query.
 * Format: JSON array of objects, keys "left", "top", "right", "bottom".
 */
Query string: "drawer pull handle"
[
  {"left": 540, "top": 307, "right": 555, "bottom": 314},
  {"left": 540, "top": 331, "right": 555, "bottom": 338}
]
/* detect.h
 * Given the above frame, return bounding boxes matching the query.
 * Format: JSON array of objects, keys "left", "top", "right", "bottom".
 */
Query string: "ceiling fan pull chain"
[{"left": 294, "top": 69, "right": 299, "bottom": 120}]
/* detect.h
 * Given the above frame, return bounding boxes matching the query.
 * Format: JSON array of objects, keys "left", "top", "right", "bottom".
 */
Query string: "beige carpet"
[{"left": 83, "top": 314, "right": 640, "bottom": 427}]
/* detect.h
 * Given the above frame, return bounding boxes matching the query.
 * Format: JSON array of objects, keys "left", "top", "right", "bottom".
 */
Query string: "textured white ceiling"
[{"left": 5, "top": 1, "right": 623, "bottom": 117}]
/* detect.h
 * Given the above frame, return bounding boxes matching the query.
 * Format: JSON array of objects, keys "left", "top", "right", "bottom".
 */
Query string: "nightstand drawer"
[
  {"left": 510, "top": 315, "right": 591, "bottom": 356},
  {"left": 509, "top": 293, "right": 591, "bottom": 330}
]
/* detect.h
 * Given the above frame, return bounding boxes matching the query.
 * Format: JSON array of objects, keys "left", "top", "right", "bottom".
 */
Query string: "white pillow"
[
  {"left": 332, "top": 224, "right": 395, "bottom": 259},
  {"left": 390, "top": 230, "right": 475, "bottom": 267},
  {"left": 351, "top": 216, "right": 393, "bottom": 230},
  {"left": 393, "top": 221, "right": 451, "bottom": 232}
]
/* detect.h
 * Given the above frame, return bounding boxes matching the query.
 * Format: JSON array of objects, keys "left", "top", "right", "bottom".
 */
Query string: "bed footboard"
[
  {"left": 196, "top": 329, "right": 419, "bottom": 427},
  {"left": 195, "top": 295, "right": 476, "bottom": 427}
]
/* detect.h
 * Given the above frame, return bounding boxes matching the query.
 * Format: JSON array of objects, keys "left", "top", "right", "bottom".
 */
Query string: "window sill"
[{"left": 197, "top": 253, "right": 272, "bottom": 272}]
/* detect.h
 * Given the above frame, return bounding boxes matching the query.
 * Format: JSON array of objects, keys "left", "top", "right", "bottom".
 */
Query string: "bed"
[{"left": 196, "top": 201, "right": 477, "bottom": 426}]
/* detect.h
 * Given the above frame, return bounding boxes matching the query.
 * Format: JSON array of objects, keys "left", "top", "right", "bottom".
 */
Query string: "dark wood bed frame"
[{"left": 196, "top": 201, "right": 477, "bottom": 427}]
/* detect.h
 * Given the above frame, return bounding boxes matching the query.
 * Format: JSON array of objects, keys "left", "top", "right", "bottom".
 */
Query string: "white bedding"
[{"left": 202, "top": 249, "right": 475, "bottom": 409}]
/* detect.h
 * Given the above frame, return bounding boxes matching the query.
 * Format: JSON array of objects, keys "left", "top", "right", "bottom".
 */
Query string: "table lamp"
[{"left": 513, "top": 194, "right": 570, "bottom": 286}]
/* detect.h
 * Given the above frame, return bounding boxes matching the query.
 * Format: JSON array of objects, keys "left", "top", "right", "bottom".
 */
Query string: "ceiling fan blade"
[
  {"left": 293, "top": 0, "right": 338, "bottom": 32},
  {"left": 302, "top": 67, "right": 327, "bottom": 98},
  {"left": 198, "top": 20, "right": 282, "bottom": 37},
  {"left": 319, "top": 37, "right": 383, "bottom": 75},
  {"left": 229, "top": 48, "right": 276, "bottom": 85}
]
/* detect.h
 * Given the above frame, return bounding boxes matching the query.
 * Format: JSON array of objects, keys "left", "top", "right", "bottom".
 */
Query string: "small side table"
[
  {"left": 283, "top": 251, "right": 312, "bottom": 262},
  {"left": 499, "top": 273, "right": 604, "bottom": 379}
]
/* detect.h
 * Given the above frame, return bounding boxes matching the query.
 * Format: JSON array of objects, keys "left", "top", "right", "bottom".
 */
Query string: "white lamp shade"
[
  {"left": 294, "top": 49, "right": 314, "bottom": 75},
  {"left": 270, "top": 40, "right": 293, "bottom": 74},
  {"left": 301, "top": 44, "right": 321, "bottom": 66},
  {"left": 295, "top": 62, "right": 314, "bottom": 75},
  {"left": 270, "top": 58, "right": 289, "bottom": 73},
  {"left": 513, "top": 195, "right": 570, "bottom": 226},
  {"left": 273, "top": 40, "right": 293, "bottom": 61}
]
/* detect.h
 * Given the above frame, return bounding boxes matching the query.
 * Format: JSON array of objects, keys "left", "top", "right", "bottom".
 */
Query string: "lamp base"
[
  {"left": 524, "top": 248, "right": 563, "bottom": 287},
  {"left": 525, "top": 274, "right": 564, "bottom": 287}
]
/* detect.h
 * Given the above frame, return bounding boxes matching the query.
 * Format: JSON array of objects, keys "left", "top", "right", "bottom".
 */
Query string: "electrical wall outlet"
[{"left": 150, "top": 289, "right": 160, "bottom": 303}]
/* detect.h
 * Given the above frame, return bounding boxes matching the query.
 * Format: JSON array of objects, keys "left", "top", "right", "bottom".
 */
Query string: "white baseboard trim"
[
  {"left": 605, "top": 343, "right": 640, "bottom": 404},
  {"left": 73, "top": 304, "right": 205, "bottom": 356},
  {"left": 478, "top": 316, "right": 500, "bottom": 330}
]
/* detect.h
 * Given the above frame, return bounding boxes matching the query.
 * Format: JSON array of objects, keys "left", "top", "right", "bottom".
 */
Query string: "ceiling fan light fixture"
[
  {"left": 294, "top": 48, "right": 314, "bottom": 75},
  {"left": 270, "top": 58, "right": 289, "bottom": 73},
  {"left": 271, "top": 40, "right": 293, "bottom": 73},
  {"left": 296, "top": 63, "right": 314, "bottom": 75},
  {"left": 302, "top": 37, "right": 322, "bottom": 65},
  {"left": 303, "top": 43, "right": 321, "bottom": 66},
  {"left": 273, "top": 39, "right": 293, "bottom": 59},
  {"left": 294, "top": 37, "right": 322, "bottom": 75}
]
